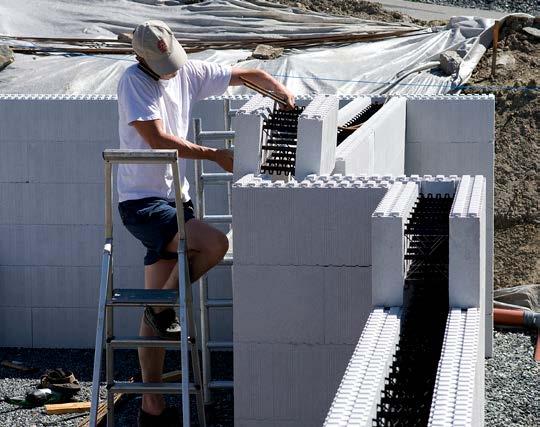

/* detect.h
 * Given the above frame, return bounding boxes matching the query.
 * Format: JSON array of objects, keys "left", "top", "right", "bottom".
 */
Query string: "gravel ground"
[
  {"left": 486, "top": 329, "right": 540, "bottom": 426},
  {"left": 0, "top": 349, "right": 232, "bottom": 426},
  {"left": 402, "top": 0, "right": 538, "bottom": 14}
]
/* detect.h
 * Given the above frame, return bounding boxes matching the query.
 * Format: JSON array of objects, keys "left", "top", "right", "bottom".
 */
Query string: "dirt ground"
[{"left": 464, "top": 16, "right": 539, "bottom": 289}]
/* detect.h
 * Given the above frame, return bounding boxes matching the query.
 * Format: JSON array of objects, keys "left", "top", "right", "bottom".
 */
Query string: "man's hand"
[
  {"left": 276, "top": 88, "right": 295, "bottom": 110},
  {"left": 213, "top": 148, "right": 234, "bottom": 173}
]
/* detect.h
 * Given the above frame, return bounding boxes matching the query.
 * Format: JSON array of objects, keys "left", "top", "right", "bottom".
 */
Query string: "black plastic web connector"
[
  {"left": 336, "top": 103, "right": 384, "bottom": 146},
  {"left": 260, "top": 105, "right": 305, "bottom": 176},
  {"left": 373, "top": 193, "right": 453, "bottom": 427}
]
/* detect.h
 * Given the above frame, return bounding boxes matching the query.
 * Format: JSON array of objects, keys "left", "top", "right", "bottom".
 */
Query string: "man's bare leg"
[{"left": 140, "top": 219, "right": 228, "bottom": 415}]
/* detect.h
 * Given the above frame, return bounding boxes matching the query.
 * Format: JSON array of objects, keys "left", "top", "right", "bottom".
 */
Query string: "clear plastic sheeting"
[{"left": 0, "top": 0, "right": 495, "bottom": 95}]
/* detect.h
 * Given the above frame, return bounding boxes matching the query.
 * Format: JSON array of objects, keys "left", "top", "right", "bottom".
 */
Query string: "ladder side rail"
[
  {"left": 171, "top": 161, "right": 192, "bottom": 426},
  {"left": 193, "top": 117, "right": 213, "bottom": 404},
  {"left": 89, "top": 160, "right": 114, "bottom": 426}
]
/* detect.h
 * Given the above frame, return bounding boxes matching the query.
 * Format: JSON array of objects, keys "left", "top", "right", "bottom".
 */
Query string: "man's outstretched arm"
[
  {"left": 230, "top": 68, "right": 295, "bottom": 110},
  {"left": 132, "top": 119, "right": 233, "bottom": 172}
]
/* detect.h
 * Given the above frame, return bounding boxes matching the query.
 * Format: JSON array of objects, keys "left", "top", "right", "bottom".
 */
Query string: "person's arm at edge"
[
  {"left": 229, "top": 68, "right": 295, "bottom": 110},
  {"left": 132, "top": 119, "right": 233, "bottom": 172}
]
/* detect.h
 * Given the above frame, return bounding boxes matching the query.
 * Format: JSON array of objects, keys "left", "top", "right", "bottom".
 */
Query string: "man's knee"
[{"left": 205, "top": 230, "right": 228, "bottom": 261}]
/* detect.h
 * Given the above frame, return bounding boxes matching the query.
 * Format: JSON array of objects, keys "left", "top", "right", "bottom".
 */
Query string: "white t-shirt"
[{"left": 117, "top": 60, "right": 232, "bottom": 202}]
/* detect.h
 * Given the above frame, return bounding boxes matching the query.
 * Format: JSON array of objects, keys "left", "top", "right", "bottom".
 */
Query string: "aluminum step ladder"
[
  {"left": 193, "top": 111, "right": 235, "bottom": 403},
  {"left": 89, "top": 149, "right": 206, "bottom": 427}
]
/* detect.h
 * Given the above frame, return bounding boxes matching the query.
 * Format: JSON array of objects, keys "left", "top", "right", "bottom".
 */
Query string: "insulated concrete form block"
[
  {"left": 232, "top": 174, "right": 388, "bottom": 267},
  {"left": 232, "top": 94, "right": 274, "bottom": 181},
  {"left": 405, "top": 95, "right": 495, "bottom": 144},
  {"left": 234, "top": 265, "right": 371, "bottom": 345},
  {"left": 0, "top": 142, "right": 28, "bottom": 182},
  {"left": 0, "top": 308, "right": 32, "bottom": 347},
  {"left": 337, "top": 96, "right": 372, "bottom": 127},
  {"left": 371, "top": 181, "right": 419, "bottom": 307},
  {"left": 324, "top": 308, "right": 401, "bottom": 427},
  {"left": 0, "top": 96, "right": 118, "bottom": 143},
  {"left": 428, "top": 308, "right": 484, "bottom": 427},
  {"left": 31, "top": 307, "right": 97, "bottom": 348},
  {"left": 0, "top": 267, "right": 32, "bottom": 306},
  {"left": 234, "top": 342, "right": 354, "bottom": 425},
  {"left": 296, "top": 95, "right": 339, "bottom": 179},
  {"left": 335, "top": 97, "right": 406, "bottom": 177}
]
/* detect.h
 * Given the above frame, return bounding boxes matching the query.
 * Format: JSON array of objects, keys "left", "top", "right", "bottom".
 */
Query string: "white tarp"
[{"left": 0, "top": 0, "right": 495, "bottom": 95}]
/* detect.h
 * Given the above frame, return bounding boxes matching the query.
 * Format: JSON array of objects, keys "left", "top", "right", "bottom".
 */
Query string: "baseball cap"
[{"left": 132, "top": 20, "right": 187, "bottom": 76}]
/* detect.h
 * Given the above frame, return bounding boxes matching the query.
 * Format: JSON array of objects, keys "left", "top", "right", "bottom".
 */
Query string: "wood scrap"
[
  {"left": 1, "top": 359, "right": 37, "bottom": 372},
  {"left": 45, "top": 401, "right": 91, "bottom": 415}
]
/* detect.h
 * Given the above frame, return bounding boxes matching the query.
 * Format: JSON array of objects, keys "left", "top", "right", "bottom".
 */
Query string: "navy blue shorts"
[{"left": 118, "top": 197, "right": 195, "bottom": 266}]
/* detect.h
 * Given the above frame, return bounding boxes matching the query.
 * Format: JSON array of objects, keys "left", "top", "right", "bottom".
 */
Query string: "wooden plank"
[{"left": 45, "top": 402, "right": 91, "bottom": 415}]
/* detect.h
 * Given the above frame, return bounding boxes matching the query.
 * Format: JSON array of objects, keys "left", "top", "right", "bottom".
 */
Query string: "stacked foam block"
[
  {"left": 404, "top": 94, "right": 494, "bottom": 356},
  {"left": 232, "top": 173, "right": 390, "bottom": 426},
  {"left": 334, "top": 97, "right": 406, "bottom": 177},
  {"left": 323, "top": 308, "right": 402, "bottom": 427}
]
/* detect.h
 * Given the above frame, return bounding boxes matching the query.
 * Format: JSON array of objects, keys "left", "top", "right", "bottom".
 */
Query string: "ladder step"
[
  {"left": 109, "top": 289, "right": 178, "bottom": 306},
  {"left": 203, "top": 214, "right": 232, "bottom": 224},
  {"left": 109, "top": 336, "right": 183, "bottom": 349},
  {"left": 201, "top": 172, "right": 233, "bottom": 184},
  {"left": 208, "top": 380, "right": 233, "bottom": 389},
  {"left": 198, "top": 130, "right": 235, "bottom": 141},
  {"left": 110, "top": 382, "right": 198, "bottom": 394},
  {"left": 207, "top": 341, "right": 233, "bottom": 350},
  {"left": 206, "top": 299, "right": 232, "bottom": 308}
]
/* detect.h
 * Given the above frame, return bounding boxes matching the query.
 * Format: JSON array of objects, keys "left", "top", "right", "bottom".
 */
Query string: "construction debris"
[
  {"left": 439, "top": 50, "right": 463, "bottom": 75},
  {"left": 45, "top": 401, "right": 91, "bottom": 415},
  {"left": 1, "top": 360, "right": 37, "bottom": 373},
  {"left": 0, "top": 46, "right": 14, "bottom": 72},
  {"left": 251, "top": 44, "right": 284, "bottom": 60}
]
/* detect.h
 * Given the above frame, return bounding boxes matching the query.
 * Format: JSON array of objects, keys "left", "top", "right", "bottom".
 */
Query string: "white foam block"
[
  {"left": 296, "top": 95, "right": 339, "bottom": 180},
  {"left": 233, "top": 264, "right": 371, "bottom": 345},
  {"left": 449, "top": 176, "right": 486, "bottom": 309}
]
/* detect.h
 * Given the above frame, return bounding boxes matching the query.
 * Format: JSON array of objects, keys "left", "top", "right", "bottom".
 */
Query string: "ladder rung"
[
  {"left": 109, "top": 289, "right": 178, "bottom": 306},
  {"left": 208, "top": 380, "right": 233, "bottom": 389},
  {"left": 203, "top": 214, "right": 232, "bottom": 224},
  {"left": 109, "top": 336, "right": 182, "bottom": 349},
  {"left": 110, "top": 382, "right": 197, "bottom": 394},
  {"left": 207, "top": 341, "right": 233, "bottom": 350},
  {"left": 198, "top": 131, "right": 235, "bottom": 141},
  {"left": 201, "top": 172, "right": 233, "bottom": 184},
  {"left": 206, "top": 299, "right": 232, "bottom": 308}
]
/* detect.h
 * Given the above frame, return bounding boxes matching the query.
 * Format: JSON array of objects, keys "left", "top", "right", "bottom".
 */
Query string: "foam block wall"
[
  {"left": 296, "top": 95, "right": 339, "bottom": 179},
  {"left": 404, "top": 94, "right": 494, "bottom": 356},
  {"left": 450, "top": 175, "right": 486, "bottom": 309},
  {"left": 0, "top": 96, "right": 238, "bottom": 347},
  {"left": 371, "top": 181, "right": 419, "bottom": 307},
  {"left": 428, "top": 308, "right": 485, "bottom": 427},
  {"left": 324, "top": 308, "right": 401, "bottom": 427},
  {"left": 232, "top": 173, "right": 391, "bottom": 426},
  {"left": 335, "top": 97, "right": 406, "bottom": 177}
]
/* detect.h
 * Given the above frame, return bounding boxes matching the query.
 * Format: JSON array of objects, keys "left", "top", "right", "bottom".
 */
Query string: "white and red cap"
[{"left": 132, "top": 20, "right": 187, "bottom": 76}]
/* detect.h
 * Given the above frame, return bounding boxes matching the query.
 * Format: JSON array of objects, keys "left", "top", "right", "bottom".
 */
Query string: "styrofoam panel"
[
  {"left": 190, "top": 98, "right": 227, "bottom": 133},
  {"left": 0, "top": 183, "right": 103, "bottom": 225},
  {"left": 334, "top": 128, "right": 374, "bottom": 175},
  {"left": 32, "top": 307, "right": 97, "bottom": 348},
  {"left": 208, "top": 307, "right": 233, "bottom": 342},
  {"left": 113, "top": 226, "right": 148, "bottom": 267},
  {"left": 28, "top": 141, "right": 111, "bottom": 183},
  {"left": 0, "top": 142, "right": 28, "bottom": 183},
  {"left": 232, "top": 176, "right": 388, "bottom": 266},
  {"left": 372, "top": 97, "right": 406, "bottom": 175},
  {"left": 325, "top": 308, "right": 401, "bottom": 427},
  {"left": 337, "top": 97, "right": 372, "bottom": 126},
  {"left": 372, "top": 181, "right": 419, "bottom": 307},
  {"left": 406, "top": 96, "right": 495, "bottom": 143},
  {"left": 232, "top": 94, "right": 274, "bottom": 181},
  {"left": 0, "top": 98, "right": 118, "bottom": 143},
  {"left": 233, "top": 265, "right": 325, "bottom": 344},
  {"left": 0, "top": 225, "right": 103, "bottom": 266},
  {"left": 207, "top": 265, "right": 232, "bottom": 300},
  {"left": 234, "top": 342, "right": 354, "bottom": 424},
  {"left": 0, "top": 308, "right": 32, "bottom": 347},
  {"left": 450, "top": 176, "right": 486, "bottom": 308},
  {"left": 0, "top": 267, "right": 32, "bottom": 306},
  {"left": 296, "top": 95, "right": 339, "bottom": 179}
]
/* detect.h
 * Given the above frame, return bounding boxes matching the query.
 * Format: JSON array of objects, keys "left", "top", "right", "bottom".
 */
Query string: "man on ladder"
[{"left": 116, "top": 20, "right": 294, "bottom": 426}]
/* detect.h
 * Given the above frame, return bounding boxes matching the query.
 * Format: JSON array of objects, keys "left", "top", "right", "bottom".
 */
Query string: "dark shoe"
[
  {"left": 144, "top": 307, "right": 181, "bottom": 340},
  {"left": 138, "top": 407, "right": 180, "bottom": 427}
]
